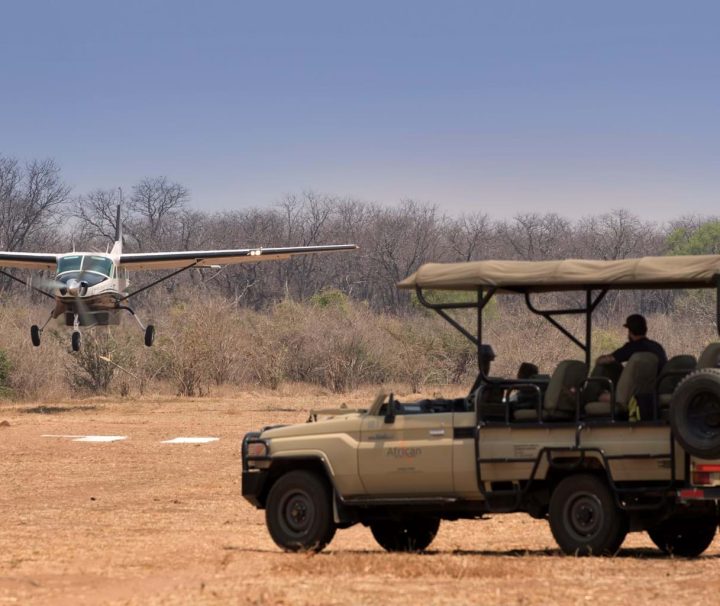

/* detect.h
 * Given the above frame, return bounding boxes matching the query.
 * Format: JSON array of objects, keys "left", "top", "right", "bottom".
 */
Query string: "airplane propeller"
[{"left": 30, "top": 274, "right": 94, "bottom": 351}]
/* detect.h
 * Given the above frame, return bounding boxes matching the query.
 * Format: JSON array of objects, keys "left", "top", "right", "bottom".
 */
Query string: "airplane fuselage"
[{"left": 52, "top": 253, "right": 128, "bottom": 326}]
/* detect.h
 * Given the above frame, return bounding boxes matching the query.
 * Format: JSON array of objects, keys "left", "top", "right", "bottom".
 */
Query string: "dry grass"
[
  {"left": 1, "top": 388, "right": 719, "bottom": 605},
  {"left": 0, "top": 293, "right": 717, "bottom": 402}
]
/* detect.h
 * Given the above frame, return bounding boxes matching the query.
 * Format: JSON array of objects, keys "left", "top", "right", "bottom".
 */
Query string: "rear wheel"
[
  {"left": 71, "top": 331, "right": 81, "bottom": 352},
  {"left": 144, "top": 324, "right": 155, "bottom": 347},
  {"left": 370, "top": 517, "right": 440, "bottom": 552},
  {"left": 648, "top": 515, "right": 717, "bottom": 557},
  {"left": 30, "top": 325, "right": 41, "bottom": 347},
  {"left": 549, "top": 474, "right": 627, "bottom": 556},
  {"left": 265, "top": 470, "right": 335, "bottom": 552}
]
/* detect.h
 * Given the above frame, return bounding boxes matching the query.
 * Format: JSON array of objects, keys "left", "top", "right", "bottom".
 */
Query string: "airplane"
[{"left": 0, "top": 206, "right": 357, "bottom": 351}]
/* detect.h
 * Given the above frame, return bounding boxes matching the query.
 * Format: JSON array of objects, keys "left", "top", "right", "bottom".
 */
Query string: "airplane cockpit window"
[
  {"left": 56, "top": 255, "right": 113, "bottom": 286},
  {"left": 83, "top": 255, "right": 113, "bottom": 277},
  {"left": 57, "top": 255, "right": 82, "bottom": 274}
]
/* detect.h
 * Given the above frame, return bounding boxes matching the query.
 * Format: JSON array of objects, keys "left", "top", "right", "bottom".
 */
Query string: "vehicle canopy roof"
[{"left": 398, "top": 254, "right": 720, "bottom": 293}]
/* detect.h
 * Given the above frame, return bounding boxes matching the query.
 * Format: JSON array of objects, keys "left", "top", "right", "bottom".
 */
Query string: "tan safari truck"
[{"left": 242, "top": 255, "right": 720, "bottom": 556}]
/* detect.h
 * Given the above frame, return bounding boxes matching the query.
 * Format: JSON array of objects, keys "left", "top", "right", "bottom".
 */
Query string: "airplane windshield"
[
  {"left": 57, "top": 255, "right": 82, "bottom": 273},
  {"left": 83, "top": 255, "right": 113, "bottom": 277},
  {"left": 56, "top": 255, "right": 113, "bottom": 277}
]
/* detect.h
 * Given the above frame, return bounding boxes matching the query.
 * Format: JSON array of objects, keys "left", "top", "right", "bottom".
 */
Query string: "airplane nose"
[{"left": 66, "top": 279, "right": 80, "bottom": 296}]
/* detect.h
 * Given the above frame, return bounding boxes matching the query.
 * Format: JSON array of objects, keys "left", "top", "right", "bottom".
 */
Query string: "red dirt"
[{"left": 1, "top": 388, "right": 718, "bottom": 605}]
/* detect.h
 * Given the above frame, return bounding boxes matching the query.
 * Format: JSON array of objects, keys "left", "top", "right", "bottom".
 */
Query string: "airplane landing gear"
[
  {"left": 30, "top": 309, "right": 57, "bottom": 347},
  {"left": 116, "top": 304, "right": 155, "bottom": 347},
  {"left": 71, "top": 314, "right": 81, "bottom": 352},
  {"left": 144, "top": 325, "right": 155, "bottom": 347}
]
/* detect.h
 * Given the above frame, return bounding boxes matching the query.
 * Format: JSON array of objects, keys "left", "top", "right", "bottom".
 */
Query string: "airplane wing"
[
  {"left": 0, "top": 252, "right": 57, "bottom": 270},
  {"left": 119, "top": 244, "right": 358, "bottom": 271}
]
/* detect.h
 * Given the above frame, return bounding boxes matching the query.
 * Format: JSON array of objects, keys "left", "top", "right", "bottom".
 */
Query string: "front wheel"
[
  {"left": 549, "top": 474, "right": 627, "bottom": 556},
  {"left": 648, "top": 515, "right": 717, "bottom": 557},
  {"left": 31, "top": 325, "right": 41, "bottom": 347},
  {"left": 265, "top": 470, "right": 336, "bottom": 552},
  {"left": 370, "top": 517, "right": 440, "bottom": 552},
  {"left": 71, "top": 331, "right": 81, "bottom": 352}
]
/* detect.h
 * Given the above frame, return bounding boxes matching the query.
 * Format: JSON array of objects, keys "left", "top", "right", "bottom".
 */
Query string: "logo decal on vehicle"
[{"left": 386, "top": 447, "right": 422, "bottom": 458}]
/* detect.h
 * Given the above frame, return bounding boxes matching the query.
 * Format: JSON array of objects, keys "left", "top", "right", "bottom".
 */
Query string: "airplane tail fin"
[{"left": 111, "top": 204, "right": 123, "bottom": 256}]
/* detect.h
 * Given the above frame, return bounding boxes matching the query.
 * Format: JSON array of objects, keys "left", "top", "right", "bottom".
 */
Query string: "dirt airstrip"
[{"left": 1, "top": 387, "right": 719, "bottom": 605}]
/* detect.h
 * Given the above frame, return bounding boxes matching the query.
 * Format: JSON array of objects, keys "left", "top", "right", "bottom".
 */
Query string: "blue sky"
[{"left": 1, "top": 1, "right": 718, "bottom": 219}]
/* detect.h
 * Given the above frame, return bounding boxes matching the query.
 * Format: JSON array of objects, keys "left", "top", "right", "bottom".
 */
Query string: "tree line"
[{"left": 1, "top": 154, "right": 719, "bottom": 314}]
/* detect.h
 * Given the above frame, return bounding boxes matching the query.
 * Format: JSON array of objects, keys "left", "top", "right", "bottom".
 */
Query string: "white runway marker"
[
  {"left": 42, "top": 434, "right": 85, "bottom": 438},
  {"left": 161, "top": 437, "right": 219, "bottom": 444},
  {"left": 73, "top": 435, "right": 128, "bottom": 442}
]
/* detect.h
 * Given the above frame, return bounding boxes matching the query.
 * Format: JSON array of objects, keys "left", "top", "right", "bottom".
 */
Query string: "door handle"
[{"left": 429, "top": 429, "right": 445, "bottom": 436}]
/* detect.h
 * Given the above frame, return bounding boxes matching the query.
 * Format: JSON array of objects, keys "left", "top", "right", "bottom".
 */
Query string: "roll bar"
[{"left": 414, "top": 275, "right": 720, "bottom": 369}]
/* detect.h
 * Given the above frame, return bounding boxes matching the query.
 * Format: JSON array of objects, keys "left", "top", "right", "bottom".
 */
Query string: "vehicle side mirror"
[{"left": 384, "top": 393, "right": 396, "bottom": 424}]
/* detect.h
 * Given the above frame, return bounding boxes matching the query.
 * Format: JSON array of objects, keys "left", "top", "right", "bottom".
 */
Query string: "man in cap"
[{"left": 596, "top": 314, "right": 668, "bottom": 371}]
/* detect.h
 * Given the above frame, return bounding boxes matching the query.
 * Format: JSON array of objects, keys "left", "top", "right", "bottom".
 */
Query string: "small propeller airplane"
[{"left": 0, "top": 206, "right": 357, "bottom": 351}]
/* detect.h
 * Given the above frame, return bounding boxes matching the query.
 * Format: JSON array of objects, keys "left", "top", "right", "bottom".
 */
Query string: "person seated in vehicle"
[
  {"left": 508, "top": 362, "right": 542, "bottom": 410},
  {"left": 590, "top": 314, "right": 667, "bottom": 417},
  {"left": 596, "top": 314, "right": 668, "bottom": 375}
]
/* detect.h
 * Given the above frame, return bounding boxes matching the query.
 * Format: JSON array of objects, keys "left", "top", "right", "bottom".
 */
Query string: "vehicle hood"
[{"left": 261, "top": 412, "right": 364, "bottom": 439}]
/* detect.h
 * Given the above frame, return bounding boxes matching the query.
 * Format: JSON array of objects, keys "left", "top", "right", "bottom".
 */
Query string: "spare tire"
[{"left": 669, "top": 369, "right": 720, "bottom": 459}]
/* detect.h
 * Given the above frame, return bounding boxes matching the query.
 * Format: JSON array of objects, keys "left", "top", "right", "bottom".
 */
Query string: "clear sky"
[{"left": 1, "top": 1, "right": 718, "bottom": 219}]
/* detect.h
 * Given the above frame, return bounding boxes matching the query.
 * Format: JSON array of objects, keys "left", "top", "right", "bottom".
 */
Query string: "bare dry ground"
[{"left": 1, "top": 387, "right": 719, "bottom": 606}]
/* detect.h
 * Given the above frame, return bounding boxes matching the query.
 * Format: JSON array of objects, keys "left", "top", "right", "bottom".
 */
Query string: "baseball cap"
[{"left": 624, "top": 314, "right": 647, "bottom": 336}]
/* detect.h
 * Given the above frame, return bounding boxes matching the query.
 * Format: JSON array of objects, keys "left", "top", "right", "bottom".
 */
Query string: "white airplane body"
[{"left": 0, "top": 207, "right": 357, "bottom": 350}]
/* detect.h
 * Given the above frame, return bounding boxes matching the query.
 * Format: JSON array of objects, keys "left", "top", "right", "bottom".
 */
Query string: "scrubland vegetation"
[
  {"left": 0, "top": 291, "right": 716, "bottom": 400},
  {"left": 0, "top": 154, "right": 719, "bottom": 399}
]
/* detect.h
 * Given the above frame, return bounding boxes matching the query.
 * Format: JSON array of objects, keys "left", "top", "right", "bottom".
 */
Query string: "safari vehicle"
[{"left": 242, "top": 255, "right": 720, "bottom": 556}]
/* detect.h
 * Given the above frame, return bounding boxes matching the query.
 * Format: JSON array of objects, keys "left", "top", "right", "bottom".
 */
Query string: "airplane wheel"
[
  {"left": 31, "top": 325, "right": 41, "bottom": 347},
  {"left": 71, "top": 331, "right": 81, "bottom": 352},
  {"left": 144, "top": 325, "right": 155, "bottom": 347}
]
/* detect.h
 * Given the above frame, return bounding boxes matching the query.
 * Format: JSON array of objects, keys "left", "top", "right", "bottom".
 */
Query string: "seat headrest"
[
  {"left": 699, "top": 343, "right": 720, "bottom": 369},
  {"left": 544, "top": 360, "right": 588, "bottom": 412},
  {"left": 616, "top": 352, "right": 658, "bottom": 404},
  {"left": 658, "top": 354, "right": 697, "bottom": 394}
]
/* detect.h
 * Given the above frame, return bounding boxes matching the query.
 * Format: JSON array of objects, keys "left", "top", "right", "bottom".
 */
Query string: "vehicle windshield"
[{"left": 56, "top": 255, "right": 113, "bottom": 277}]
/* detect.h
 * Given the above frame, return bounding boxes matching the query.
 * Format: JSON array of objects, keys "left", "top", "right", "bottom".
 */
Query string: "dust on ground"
[{"left": 1, "top": 386, "right": 718, "bottom": 605}]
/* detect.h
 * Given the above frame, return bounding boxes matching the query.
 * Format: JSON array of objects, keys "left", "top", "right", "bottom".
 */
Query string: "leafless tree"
[
  {"left": 0, "top": 156, "right": 70, "bottom": 251},
  {"left": 499, "top": 213, "right": 572, "bottom": 260},
  {"left": 128, "top": 176, "right": 189, "bottom": 250},
  {"left": 443, "top": 212, "right": 496, "bottom": 261},
  {"left": 72, "top": 187, "right": 127, "bottom": 249}
]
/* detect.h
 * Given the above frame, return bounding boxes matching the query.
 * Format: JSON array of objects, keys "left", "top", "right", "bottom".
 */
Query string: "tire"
[
  {"left": 31, "top": 325, "right": 41, "bottom": 347},
  {"left": 71, "top": 331, "right": 81, "bottom": 352},
  {"left": 669, "top": 369, "right": 720, "bottom": 459},
  {"left": 265, "top": 470, "right": 336, "bottom": 552},
  {"left": 144, "top": 325, "right": 155, "bottom": 347},
  {"left": 648, "top": 515, "right": 718, "bottom": 558},
  {"left": 549, "top": 474, "right": 627, "bottom": 556},
  {"left": 370, "top": 517, "right": 440, "bottom": 552}
]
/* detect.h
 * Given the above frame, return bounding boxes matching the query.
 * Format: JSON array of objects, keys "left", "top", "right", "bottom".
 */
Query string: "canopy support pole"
[
  {"left": 524, "top": 289, "right": 607, "bottom": 367},
  {"left": 414, "top": 285, "right": 496, "bottom": 354}
]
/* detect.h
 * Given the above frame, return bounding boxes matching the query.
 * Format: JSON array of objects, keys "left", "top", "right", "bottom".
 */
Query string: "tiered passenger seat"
[
  {"left": 584, "top": 352, "right": 658, "bottom": 418},
  {"left": 513, "top": 360, "right": 587, "bottom": 421}
]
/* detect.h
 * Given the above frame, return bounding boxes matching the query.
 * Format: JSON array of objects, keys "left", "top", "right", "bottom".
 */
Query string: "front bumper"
[
  {"left": 241, "top": 431, "right": 271, "bottom": 508},
  {"left": 242, "top": 469, "right": 270, "bottom": 508}
]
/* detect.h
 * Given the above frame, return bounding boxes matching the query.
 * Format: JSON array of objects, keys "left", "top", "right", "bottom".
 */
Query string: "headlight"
[{"left": 247, "top": 441, "right": 269, "bottom": 458}]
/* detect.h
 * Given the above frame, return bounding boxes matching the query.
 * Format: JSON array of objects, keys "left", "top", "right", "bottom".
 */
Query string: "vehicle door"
[{"left": 358, "top": 400, "right": 454, "bottom": 495}]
